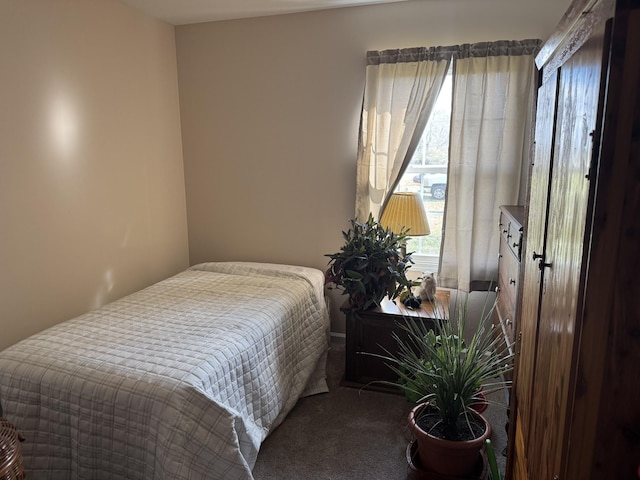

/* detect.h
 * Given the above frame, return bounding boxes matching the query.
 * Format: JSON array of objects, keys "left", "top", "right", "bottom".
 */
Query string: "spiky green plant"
[
  {"left": 485, "top": 439, "right": 503, "bottom": 480},
  {"left": 325, "top": 213, "right": 413, "bottom": 310},
  {"left": 377, "top": 293, "right": 513, "bottom": 439}
]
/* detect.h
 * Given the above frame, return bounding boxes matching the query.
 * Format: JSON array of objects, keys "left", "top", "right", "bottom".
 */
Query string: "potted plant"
[
  {"left": 380, "top": 295, "right": 513, "bottom": 478},
  {"left": 325, "top": 213, "right": 413, "bottom": 310},
  {"left": 397, "top": 329, "right": 489, "bottom": 413}
]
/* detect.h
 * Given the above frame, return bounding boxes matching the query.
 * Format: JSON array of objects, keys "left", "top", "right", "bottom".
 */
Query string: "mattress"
[{"left": 0, "top": 262, "right": 330, "bottom": 479}]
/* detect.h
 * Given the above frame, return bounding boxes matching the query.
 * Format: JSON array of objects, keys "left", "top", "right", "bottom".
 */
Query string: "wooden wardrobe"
[{"left": 506, "top": 0, "right": 640, "bottom": 479}]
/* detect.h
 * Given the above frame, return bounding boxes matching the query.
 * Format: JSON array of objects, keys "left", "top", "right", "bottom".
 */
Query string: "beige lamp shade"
[{"left": 379, "top": 192, "right": 430, "bottom": 236}]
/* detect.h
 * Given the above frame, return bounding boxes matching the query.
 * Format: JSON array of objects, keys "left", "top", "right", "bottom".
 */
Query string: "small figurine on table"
[{"left": 416, "top": 272, "right": 437, "bottom": 303}]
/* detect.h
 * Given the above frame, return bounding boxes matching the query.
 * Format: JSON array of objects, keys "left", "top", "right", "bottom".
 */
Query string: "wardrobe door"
[
  {"left": 510, "top": 69, "right": 559, "bottom": 480},
  {"left": 526, "top": 25, "right": 607, "bottom": 480}
]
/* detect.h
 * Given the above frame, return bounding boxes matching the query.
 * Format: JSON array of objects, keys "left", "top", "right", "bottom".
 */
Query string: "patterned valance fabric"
[
  {"left": 455, "top": 39, "right": 542, "bottom": 59},
  {"left": 366, "top": 39, "right": 542, "bottom": 65},
  {"left": 367, "top": 45, "right": 458, "bottom": 65}
]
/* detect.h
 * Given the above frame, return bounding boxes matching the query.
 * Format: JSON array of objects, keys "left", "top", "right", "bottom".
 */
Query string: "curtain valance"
[
  {"left": 366, "top": 46, "right": 458, "bottom": 65},
  {"left": 366, "top": 39, "right": 541, "bottom": 66},
  {"left": 454, "top": 39, "right": 542, "bottom": 59}
]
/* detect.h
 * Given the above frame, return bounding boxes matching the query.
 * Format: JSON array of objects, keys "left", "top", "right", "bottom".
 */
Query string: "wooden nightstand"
[{"left": 341, "top": 289, "right": 450, "bottom": 391}]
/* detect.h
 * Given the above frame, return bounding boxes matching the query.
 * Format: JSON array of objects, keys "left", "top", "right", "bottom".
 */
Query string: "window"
[
  {"left": 395, "top": 68, "right": 452, "bottom": 272},
  {"left": 359, "top": 41, "right": 539, "bottom": 290}
]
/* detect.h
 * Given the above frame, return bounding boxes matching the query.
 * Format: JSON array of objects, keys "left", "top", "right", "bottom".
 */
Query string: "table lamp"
[{"left": 379, "top": 191, "right": 430, "bottom": 257}]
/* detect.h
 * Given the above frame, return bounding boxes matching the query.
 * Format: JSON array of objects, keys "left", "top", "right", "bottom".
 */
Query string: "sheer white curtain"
[
  {"left": 355, "top": 47, "right": 453, "bottom": 221},
  {"left": 439, "top": 40, "right": 540, "bottom": 291}
]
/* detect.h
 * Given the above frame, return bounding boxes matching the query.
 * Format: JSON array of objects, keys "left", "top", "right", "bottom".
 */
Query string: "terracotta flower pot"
[
  {"left": 470, "top": 390, "right": 489, "bottom": 414},
  {"left": 406, "top": 439, "right": 488, "bottom": 480},
  {"left": 409, "top": 403, "right": 491, "bottom": 478}
]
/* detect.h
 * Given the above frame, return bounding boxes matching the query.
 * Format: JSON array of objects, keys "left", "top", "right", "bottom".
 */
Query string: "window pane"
[{"left": 395, "top": 70, "right": 452, "bottom": 259}]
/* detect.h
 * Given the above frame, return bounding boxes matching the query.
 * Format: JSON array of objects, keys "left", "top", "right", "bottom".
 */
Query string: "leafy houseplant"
[
  {"left": 325, "top": 213, "right": 413, "bottom": 310},
  {"left": 380, "top": 295, "right": 513, "bottom": 477}
]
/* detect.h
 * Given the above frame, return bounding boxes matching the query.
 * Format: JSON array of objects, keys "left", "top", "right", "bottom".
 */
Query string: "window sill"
[{"left": 408, "top": 254, "right": 439, "bottom": 278}]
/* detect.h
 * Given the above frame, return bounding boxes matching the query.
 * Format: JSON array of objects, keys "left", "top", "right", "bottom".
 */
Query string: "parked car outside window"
[{"left": 413, "top": 173, "right": 447, "bottom": 200}]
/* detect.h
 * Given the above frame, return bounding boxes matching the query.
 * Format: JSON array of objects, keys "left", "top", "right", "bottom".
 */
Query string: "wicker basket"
[{"left": 0, "top": 418, "right": 25, "bottom": 480}]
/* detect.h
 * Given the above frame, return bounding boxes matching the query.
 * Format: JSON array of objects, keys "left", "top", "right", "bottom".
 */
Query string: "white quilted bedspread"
[{"left": 0, "top": 262, "right": 330, "bottom": 480}]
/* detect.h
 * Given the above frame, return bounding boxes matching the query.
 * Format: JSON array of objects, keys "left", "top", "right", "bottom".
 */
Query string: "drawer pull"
[
  {"left": 506, "top": 318, "right": 512, "bottom": 327},
  {"left": 509, "top": 278, "right": 516, "bottom": 285},
  {"left": 532, "top": 251, "right": 544, "bottom": 261},
  {"left": 513, "top": 242, "right": 519, "bottom": 248}
]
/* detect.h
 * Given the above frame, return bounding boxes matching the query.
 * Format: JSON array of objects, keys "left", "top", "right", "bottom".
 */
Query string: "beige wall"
[
  {"left": 175, "top": 0, "right": 571, "bottom": 333},
  {"left": 0, "top": 0, "right": 573, "bottom": 349},
  {"left": 0, "top": 0, "right": 189, "bottom": 350}
]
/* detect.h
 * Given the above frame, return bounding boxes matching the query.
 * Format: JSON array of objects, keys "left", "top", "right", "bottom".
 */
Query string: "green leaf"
[
  {"left": 345, "top": 270, "right": 364, "bottom": 280},
  {"left": 486, "top": 439, "right": 502, "bottom": 480}
]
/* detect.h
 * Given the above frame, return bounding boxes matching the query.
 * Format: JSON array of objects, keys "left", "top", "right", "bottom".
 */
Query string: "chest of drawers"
[{"left": 495, "top": 205, "right": 524, "bottom": 360}]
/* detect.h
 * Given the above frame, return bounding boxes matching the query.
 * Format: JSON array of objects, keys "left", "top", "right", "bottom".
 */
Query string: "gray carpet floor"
[{"left": 252, "top": 343, "right": 509, "bottom": 479}]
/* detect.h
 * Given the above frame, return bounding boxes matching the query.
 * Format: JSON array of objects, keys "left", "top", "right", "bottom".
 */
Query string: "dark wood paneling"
[
  {"left": 511, "top": 70, "right": 558, "bottom": 480},
  {"left": 528, "top": 28, "right": 606, "bottom": 479},
  {"left": 565, "top": 7, "right": 640, "bottom": 479},
  {"left": 511, "top": 1, "right": 640, "bottom": 479}
]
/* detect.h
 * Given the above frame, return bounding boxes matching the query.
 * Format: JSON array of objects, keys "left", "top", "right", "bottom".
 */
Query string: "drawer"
[
  {"left": 499, "top": 206, "right": 524, "bottom": 261},
  {"left": 498, "top": 236, "right": 519, "bottom": 308},
  {"left": 496, "top": 289, "right": 516, "bottom": 346},
  {"left": 498, "top": 210, "right": 510, "bottom": 242},
  {"left": 492, "top": 305, "right": 514, "bottom": 380},
  {"left": 507, "top": 222, "right": 523, "bottom": 260}
]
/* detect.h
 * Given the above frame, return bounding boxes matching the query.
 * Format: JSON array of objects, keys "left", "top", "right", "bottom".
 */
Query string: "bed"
[{"left": 0, "top": 262, "right": 330, "bottom": 480}]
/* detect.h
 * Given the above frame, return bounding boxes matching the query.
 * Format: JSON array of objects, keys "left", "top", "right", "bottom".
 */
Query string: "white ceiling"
[{"left": 118, "top": 0, "right": 408, "bottom": 25}]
